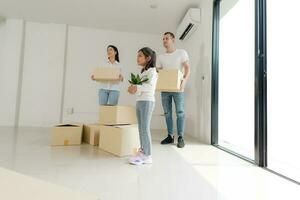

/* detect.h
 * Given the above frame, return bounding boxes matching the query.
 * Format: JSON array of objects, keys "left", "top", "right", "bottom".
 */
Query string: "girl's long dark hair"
[
  {"left": 107, "top": 45, "right": 120, "bottom": 62},
  {"left": 138, "top": 47, "right": 156, "bottom": 73}
]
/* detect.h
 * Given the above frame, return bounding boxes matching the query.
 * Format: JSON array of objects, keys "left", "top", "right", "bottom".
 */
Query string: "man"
[{"left": 157, "top": 32, "right": 190, "bottom": 148}]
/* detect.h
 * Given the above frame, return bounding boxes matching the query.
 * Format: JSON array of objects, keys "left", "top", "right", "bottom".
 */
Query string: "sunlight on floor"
[{"left": 172, "top": 144, "right": 300, "bottom": 200}]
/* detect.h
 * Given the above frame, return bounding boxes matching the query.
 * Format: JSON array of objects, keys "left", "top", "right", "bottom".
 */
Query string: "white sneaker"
[{"left": 129, "top": 153, "right": 152, "bottom": 165}]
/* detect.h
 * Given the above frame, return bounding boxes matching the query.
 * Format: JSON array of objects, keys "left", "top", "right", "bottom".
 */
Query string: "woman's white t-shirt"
[{"left": 99, "top": 60, "right": 122, "bottom": 91}]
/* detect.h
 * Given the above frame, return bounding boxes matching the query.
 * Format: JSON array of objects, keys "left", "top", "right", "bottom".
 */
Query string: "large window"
[
  {"left": 216, "top": 0, "right": 255, "bottom": 160},
  {"left": 212, "top": 0, "right": 300, "bottom": 184},
  {"left": 267, "top": 0, "right": 300, "bottom": 182}
]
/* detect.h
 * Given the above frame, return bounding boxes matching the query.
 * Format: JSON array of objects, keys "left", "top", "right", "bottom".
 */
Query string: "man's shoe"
[
  {"left": 161, "top": 135, "right": 174, "bottom": 145},
  {"left": 177, "top": 136, "right": 185, "bottom": 148}
]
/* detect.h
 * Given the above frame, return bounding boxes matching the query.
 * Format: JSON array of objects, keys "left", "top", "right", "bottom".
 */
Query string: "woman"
[{"left": 92, "top": 45, "right": 123, "bottom": 105}]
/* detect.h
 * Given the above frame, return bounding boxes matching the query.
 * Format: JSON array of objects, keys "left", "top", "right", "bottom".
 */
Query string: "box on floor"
[
  {"left": 99, "top": 124, "right": 140, "bottom": 157},
  {"left": 83, "top": 124, "right": 101, "bottom": 146},
  {"left": 52, "top": 123, "right": 83, "bottom": 146}
]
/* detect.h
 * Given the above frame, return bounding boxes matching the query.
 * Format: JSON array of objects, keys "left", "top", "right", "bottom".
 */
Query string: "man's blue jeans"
[{"left": 161, "top": 92, "right": 185, "bottom": 137}]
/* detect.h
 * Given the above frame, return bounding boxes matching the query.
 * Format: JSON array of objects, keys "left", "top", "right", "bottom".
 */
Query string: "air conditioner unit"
[{"left": 176, "top": 8, "right": 201, "bottom": 41}]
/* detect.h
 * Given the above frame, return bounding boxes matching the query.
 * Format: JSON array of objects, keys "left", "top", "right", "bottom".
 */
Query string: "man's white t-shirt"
[
  {"left": 156, "top": 49, "right": 189, "bottom": 73},
  {"left": 99, "top": 60, "right": 122, "bottom": 91}
]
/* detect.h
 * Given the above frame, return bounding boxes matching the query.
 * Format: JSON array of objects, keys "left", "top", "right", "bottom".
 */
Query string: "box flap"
[
  {"left": 114, "top": 124, "right": 138, "bottom": 128},
  {"left": 54, "top": 123, "right": 81, "bottom": 127}
]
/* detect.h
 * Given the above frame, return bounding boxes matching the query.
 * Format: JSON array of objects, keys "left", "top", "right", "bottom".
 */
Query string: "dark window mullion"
[
  {"left": 211, "top": 0, "right": 220, "bottom": 145},
  {"left": 254, "top": 0, "right": 267, "bottom": 167}
]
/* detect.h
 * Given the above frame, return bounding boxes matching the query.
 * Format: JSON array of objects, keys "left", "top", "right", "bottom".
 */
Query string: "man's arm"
[{"left": 180, "top": 61, "right": 190, "bottom": 91}]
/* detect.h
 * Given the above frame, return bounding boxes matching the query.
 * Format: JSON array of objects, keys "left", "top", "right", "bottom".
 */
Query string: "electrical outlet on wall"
[{"left": 66, "top": 108, "right": 74, "bottom": 115}]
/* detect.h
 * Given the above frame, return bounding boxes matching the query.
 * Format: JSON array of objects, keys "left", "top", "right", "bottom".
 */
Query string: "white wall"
[
  {"left": 0, "top": 19, "right": 166, "bottom": 130},
  {"left": 63, "top": 26, "right": 165, "bottom": 129},
  {"left": 177, "top": 0, "right": 213, "bottom": 144},
  {"left": 0, "top": 21, "right": 5, "bottom": 69},
  {"left": 18, "top": 22, "right": 67, "bottom": 127},
  {"left": 198, "top": 0, "right": 213, "bottom": 144},
  {"left": 0, "top": 22, "right": 5, "bottom": 122},
  {"left": 0, "top": 19, "right": 24, "bottom": 127}
]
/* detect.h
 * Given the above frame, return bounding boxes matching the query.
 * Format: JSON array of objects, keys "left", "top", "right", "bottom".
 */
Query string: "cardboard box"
[
  {"left": 99, "top": 125, "right": 140, "bottom": 157},
  {"left": 92, "top": 67, "right": 120, "bottom": 81},
  {"left": 83, "top": 124, "right": 101, "bottom": 146},
  {"left": 52, "top": 123, "right": 83, "bottom": 146},
  {"left": 156, "top": 69, "right": 183, "bottom": 92},
  {"left": 99, "top": 105, "right": 137, "bottom": 125}
]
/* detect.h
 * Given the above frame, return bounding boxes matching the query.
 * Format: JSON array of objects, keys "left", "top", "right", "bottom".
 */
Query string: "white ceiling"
[{"left": 0, "top": 0, "right": 200, "bottom": 34}]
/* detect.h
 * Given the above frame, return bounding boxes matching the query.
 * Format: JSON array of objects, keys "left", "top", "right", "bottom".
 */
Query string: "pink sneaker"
[{"left": 129, "top": 151, "right": 152, "bottom": 165}]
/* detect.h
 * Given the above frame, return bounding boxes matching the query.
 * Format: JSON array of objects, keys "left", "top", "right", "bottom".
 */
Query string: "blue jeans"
[
  {"left": 99, "top": 89, "right": 120, "bottom": 105},
  {"left": 136, "top": 101, "right": 155, "bottom": 156},
  {"left": 161, "top": 92, "right": 185, "bottom": 137}
]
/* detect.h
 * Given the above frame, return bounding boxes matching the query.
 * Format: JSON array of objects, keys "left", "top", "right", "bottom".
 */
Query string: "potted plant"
[{"left": 128, "top": 73, "right": 149, "bottom": 85}]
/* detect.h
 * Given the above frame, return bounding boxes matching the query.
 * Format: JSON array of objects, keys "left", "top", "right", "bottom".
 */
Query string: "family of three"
[{"left": 92, "top": 32, "right": 190, "bottom": 165}]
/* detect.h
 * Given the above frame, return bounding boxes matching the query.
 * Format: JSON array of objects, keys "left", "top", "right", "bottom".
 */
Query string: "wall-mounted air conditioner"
[{"left": 176, "top": 8, "right": 201, "bottom": 41}]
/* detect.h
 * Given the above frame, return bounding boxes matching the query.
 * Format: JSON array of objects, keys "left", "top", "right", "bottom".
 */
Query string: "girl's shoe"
[{"left": 129, "top": 153, "right": 152, "bottom": 165}]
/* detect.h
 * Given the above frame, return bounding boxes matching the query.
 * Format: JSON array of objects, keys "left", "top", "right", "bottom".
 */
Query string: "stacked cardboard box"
[
  {"left": 98, "top": 105, "right": 139, "bottom": 157},
  {"left": 156, "top": 69, "right": 183, "bottom": 92},
  {"left": 51, "top": 68, "right": 139, "bottom": 156},
  {"left": 99, "top": 124, "right": 139, "bottom": 157},
  {"left": 99, "top": 105, "right": 137, "bottom": 125},
  {"left": 51, "top": 105, "right": 139, "bottom": 157}
]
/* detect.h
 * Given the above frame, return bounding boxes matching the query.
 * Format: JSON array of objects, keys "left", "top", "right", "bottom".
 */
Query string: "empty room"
[{"left": 0, "top": 0, "right": 299, "bottom": 199}]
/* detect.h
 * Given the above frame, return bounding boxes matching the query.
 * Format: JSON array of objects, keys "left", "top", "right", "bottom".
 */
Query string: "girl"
[
  {"left": 92, "top": 45, "right": 123, "bottom": 105},
  {"left": 128, "top": 47, "right": 158, "bottom": 165}
]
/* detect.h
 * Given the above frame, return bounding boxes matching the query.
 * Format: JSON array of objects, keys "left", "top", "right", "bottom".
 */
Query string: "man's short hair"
[{"left": 164, "top": 32, "right": 175, "bottom": 39}]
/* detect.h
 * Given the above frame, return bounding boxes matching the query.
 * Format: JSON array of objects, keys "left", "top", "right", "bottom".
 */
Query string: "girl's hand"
[
  {"left": 128, "top": 85, "right": 137, "bottom": 94},
  {"left": 91, "top": 75, "right": 95, "bottom": 80}
]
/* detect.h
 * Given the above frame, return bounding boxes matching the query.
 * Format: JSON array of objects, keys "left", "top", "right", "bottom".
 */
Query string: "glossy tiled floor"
[{"left": 0, "top": 127, "right": 299, "bottom": 200}]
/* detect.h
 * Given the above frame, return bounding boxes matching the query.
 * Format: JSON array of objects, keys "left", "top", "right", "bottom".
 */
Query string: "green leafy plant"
[{"left": 128, "top": 73, "right": 149, "bottom": 85}]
